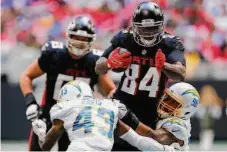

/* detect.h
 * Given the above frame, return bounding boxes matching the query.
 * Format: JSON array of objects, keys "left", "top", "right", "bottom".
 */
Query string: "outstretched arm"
[
  {"left": 118, "top": 107, "right": 183, "bottom": 146},
  {"left": 116, "top": 120, "right": 175, "bottom": 151},
  {"left": 32, "top": 119, "right": 64, "bottom": 151},
  {"left": 135, "top": 122, "right": 182, "bottom": 146}
]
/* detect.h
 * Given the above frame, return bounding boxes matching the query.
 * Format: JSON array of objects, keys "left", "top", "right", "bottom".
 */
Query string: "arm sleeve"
[
  {"left": 120, "top": 128, "right": 175, "bottom": 151},
  {"left": 38, "top": 42, "right": 53, "bottom": 72},
  {"left": 166, "top": 37, "right": 186, "bottom": 65},
  {"left": 166, "top": 50, "right": 186, "bottom": 66}
]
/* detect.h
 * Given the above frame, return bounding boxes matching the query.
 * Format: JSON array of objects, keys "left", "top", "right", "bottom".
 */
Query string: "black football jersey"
[
  {"left": 102, "top": 30, "right": 185, "bottom": 128},
  {"left": 38, "top": 41, "right": 101, "bottom": 111}
]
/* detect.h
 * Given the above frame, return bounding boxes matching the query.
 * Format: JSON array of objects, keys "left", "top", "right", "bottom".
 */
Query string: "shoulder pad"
[
  {"left": 91, "top": 49, "right": 103, "bottom": 56},
  {"left": 41, "top": 41, "right": 66, "bottom": 52},
  {"left": 50, "top": 103, "right": 70, "bottom": 122},
  {"left": 111, "top": 30, "right": 131, "bottom": 47},
  {"left": 161, "top": 33, "right": 184, "bottom": 52},
  {"left": 157, "top": 118, "right": 189, "bottom": 143},
  {"left": 112, "top": 99, "right": 121, "bottom": 105}
]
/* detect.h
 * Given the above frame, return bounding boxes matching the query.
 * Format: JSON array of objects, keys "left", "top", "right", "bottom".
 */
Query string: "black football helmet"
[
  {"left": 67, "top": 16, "right": 96, "bottom": 56},
  {"left": 132, "top": 2, "right": 164, "bottom": 47}
]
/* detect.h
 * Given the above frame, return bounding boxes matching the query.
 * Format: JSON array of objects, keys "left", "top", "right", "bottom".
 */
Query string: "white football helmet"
[
  {"left": 157, "top": 82, "right": 200, "bottom": 120},
  {"left": 57, "top": 80, "right": 93, "bottom": 102}
]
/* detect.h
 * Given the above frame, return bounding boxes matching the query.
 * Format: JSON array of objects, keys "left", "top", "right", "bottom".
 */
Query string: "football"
[{"left": 111, "top": 48, "right": 131, "bottom": 73}]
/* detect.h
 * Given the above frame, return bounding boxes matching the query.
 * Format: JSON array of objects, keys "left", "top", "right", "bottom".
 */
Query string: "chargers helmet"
[
  {"left": 157, "top": 82, "right": 200, "bottom": 120},
  {"left": 67, "top": 16, "right": 96, "bottom": 56},
  {"left": 57, "top": 80, "right": 93, "bottom": 102},
  {"left": 132, "top": 2, "right": 164, "bottom": 47}
]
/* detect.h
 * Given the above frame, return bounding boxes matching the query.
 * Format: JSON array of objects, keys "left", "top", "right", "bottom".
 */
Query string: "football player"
[
  {"left": 20, "top": 16, "right": 116, "bottom": 151},
  {"left": 95, "top": 2, "right": 186, "bottom": 150},
  {"left": 32, "top": 80, "right": 175, "bottom": 151},
  {"left": 119, "top": 82, "right": 200, "bottom": 151}
]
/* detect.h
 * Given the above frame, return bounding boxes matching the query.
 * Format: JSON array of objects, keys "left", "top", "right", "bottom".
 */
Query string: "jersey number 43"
[
  {"left": 121, "top": 64, "right": 160, "bottom": 97},
  {"left": 72, "top": 107, "right": 114, "bottom": 140}
]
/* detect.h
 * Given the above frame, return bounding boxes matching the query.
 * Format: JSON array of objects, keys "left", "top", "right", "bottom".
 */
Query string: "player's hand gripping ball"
[
  {"left": 107, "top": 47, "right": 132, "bottom": 72},
  {"left": 155, "top": 49, "right": 166, "bottom": 70}
]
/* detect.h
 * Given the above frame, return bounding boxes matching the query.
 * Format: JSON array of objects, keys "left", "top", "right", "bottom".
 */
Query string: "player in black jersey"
[
  {"left": 95, "top": 2, "right": 186, "bottom": 150},
  {"left": 20, "top": 16, "right": 116, "bottom": 151}
]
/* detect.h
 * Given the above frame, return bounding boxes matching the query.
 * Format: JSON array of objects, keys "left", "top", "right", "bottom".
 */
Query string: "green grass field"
[{"left": 1, "top": 140, "right": 227, "bottom": 151}]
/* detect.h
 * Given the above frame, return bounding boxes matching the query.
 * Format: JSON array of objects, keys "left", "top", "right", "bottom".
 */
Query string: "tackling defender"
[
  {"left": 120, "top": 82, "right": 200, "bottom": 150},
  {"left": 20, "top": 16, "right": 115, "bottom": 151},
  {"left": 32, "top": 80, "right": 199, "bottom": 151}
]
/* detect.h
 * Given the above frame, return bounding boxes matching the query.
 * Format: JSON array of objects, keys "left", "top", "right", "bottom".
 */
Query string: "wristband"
[
  {"left": 121, "top": 109, "right": 139, "bottom": 130},
  {"left": 25, "top": 93, "right": 37, "bottom": 107}
]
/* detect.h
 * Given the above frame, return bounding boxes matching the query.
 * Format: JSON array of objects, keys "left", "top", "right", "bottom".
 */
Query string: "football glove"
[
  {"left": 32, "top": 119, "right": 47, "bottom": 143},
  {"left": 107, "top": 48, "right": 132, "bottom": 69},
  {"left": 25, "top": 93, "right": 42, "bottom": 122},
  {"left": 155, "top": 49, "right": 166, "bottom": 69},
  {"left": 26, "top": 104, "right": 40, "bottom": 122}
]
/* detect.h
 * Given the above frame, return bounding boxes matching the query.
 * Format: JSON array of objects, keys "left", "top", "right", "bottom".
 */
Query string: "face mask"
[
  {"left": 140, "top": 36, "right": 157, "bottom": 46},
  {"left": 69, "top": 47, "right": 89, "bottom": 56},
  {"left": 67, "top": 39, "right": 91, "bottom": 56}
]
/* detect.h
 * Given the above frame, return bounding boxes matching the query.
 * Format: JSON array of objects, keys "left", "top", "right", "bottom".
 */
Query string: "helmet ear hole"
[{"left": 185, "top": 112, "right": 190, "bottom": 115}]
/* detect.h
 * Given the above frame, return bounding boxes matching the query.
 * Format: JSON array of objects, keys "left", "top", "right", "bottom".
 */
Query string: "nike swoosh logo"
[{"left": 172, "top": 129, "right": 180, "bottom": 132}]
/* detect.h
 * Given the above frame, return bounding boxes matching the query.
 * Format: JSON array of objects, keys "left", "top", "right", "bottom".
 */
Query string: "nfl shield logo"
[{"left": 142, "top": 49, "right": 147, "bottom": 55}]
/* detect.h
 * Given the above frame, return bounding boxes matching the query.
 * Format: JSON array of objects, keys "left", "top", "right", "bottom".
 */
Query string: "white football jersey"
[
  {"left": 156, "top": 117, "right": 191, "bottom": 151},
  {"left": 50, "top": 96, "right": 119, "bottom": 151}
]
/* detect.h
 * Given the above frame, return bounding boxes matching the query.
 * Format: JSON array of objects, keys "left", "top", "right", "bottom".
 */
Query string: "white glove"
[
  {"left": 113, "top": 100, "right": 128, "bottom": 119},
  {"left": 32, "top": 119, "right": 47, "bottom": 143},
  {"left": 164, "top": 145, "right": 175, "bottom": 152},
  {"left": 170, "top": 142, "right": 181, "bottom": 150},
  {"left": 26, "top": 104, "right": 39, "bottom": 121}
]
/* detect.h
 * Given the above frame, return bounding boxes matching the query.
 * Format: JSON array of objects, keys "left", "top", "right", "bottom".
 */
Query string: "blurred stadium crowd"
[{"left": 1, "top": 0, "right": 227, "bottom": 83}]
